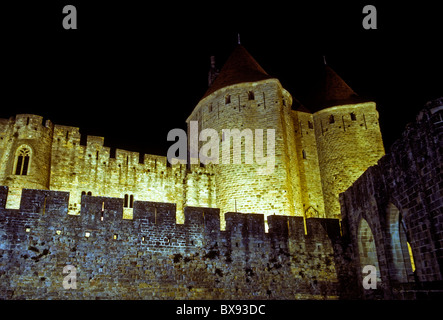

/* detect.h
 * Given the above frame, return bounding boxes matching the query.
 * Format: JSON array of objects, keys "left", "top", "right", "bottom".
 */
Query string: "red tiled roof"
[
  {"left": 202, "top": 45, "right": 275, "bottom": 99},
  {"left": 306, "top": 65, "right": 366, "bottom": 111}
]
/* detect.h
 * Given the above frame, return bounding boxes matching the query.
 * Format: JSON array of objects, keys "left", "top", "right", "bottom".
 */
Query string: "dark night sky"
[{"left": 1, "top": 1, "right": 442, "bottom": 156}]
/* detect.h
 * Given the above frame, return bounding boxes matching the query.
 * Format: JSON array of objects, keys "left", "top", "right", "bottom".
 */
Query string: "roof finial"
[
  {"left": 323, "top": 55, "right": 327, "bottom": 65},
  {"left": 237, "top": 33, "right": 241, "bottom": 45},
  {"left": 208, "top": 56, "right": 219, "bottom": 87},
  {"left": 210, "top": 55, "right": 216, "bottom": 68}
]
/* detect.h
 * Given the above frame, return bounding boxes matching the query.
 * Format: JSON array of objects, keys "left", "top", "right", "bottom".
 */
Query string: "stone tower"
[
  {"left": 307, "top": 63, "right": 385, "bottom": 218},
  {"left": 187, "top": 45, "right": 304, "bottom": 228},
  {"left": 0, "top": 114, "right": 54, "bottom": 208}
]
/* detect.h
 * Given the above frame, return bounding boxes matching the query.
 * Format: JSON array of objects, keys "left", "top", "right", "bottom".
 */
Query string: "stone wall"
[
  {"left": 0, "top": 114, "right": 54, "bottom": 209},
  {"left": 340, "top": 98, "right": 443, "bottom": 299},
  {"left": 188, "top": 79, "right": 304, "bottom": 229},
  {"left": 315, "top": 102, "right": 385, "bottom": 219},
  {"left": 291, "top": 109, "right": 326, "bottom": 218},
  {"left": 50, "top": 125, "right": 217, "bottom": 223},
  {"left": 0, "top": 115, "right": 217, "bottom": 224},
  {"left": 0, "top": 187, "right": 347, "bottom": 300}
]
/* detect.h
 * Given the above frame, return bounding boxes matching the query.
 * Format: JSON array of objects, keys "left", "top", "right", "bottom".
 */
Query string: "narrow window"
[
  {"left": 15, "top": 155, "right": 23, "bottom": 175},
  {"left": 329, "top": 115, "right": 335, "bottom": 124},
  {"left": 225, "top": 95, "right": 231, "bottom": 104},
  {"left": 15, "top": 146, "right": 31, "bottom": 175},
  {"left": 308, "top": 121, "right": 313, "bottom": 129},
  {"left": 110, "top": 148, "right": 116, "bottom": 158},
  {"left": 21, "top": 150, "right": 30, "bottom": 175},
  {"left": 248, "top": 91, "right": 255, "bottom": 100},
  {"left": 124, "top": 194, "right": 129, "bottom": 208},
  {"left": 350, "top": 112, "right": 357, "bottom": 121},
  {"left": 302, "top": 150, "right": 307, "bottom": 159},
  {"left": 263, "top": 92, "right": 266, "bottom": 109},
  {"left": 130, "top": 195, "right": 134, "bottom": 208},
  {"left": 209, "top": 104, "right": 213, "bottom": 112}
]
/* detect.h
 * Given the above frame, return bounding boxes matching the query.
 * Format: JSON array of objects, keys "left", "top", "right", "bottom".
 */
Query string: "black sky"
[{"left": 1, "top": 1, "right": 442, "bottom": 156}]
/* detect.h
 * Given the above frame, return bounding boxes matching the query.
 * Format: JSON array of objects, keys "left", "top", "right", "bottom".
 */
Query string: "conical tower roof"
[
  {"left": 202, "top": 45, "right": 275, "bottom": 99},
  {"left": 306, "top": 64, "right": 366, "bottom": 112}
]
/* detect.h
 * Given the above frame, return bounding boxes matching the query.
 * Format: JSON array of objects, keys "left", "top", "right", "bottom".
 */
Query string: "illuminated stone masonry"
[
  {"left": 0, "top": 45, "right": 385, "bottom": 225},
  {"left": 1, "top": 45, "right": 440, "bottom": 300},
  {"left": 0, "top": 114, "right": 216, "bottom": 223}
]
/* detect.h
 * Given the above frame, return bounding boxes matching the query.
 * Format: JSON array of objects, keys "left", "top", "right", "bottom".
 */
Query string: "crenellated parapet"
[
  {"left": 47, "top": 123, "right": 217, "bottom": 222},
  {"left": 0, "top": 186, "right": 341, "bottom": 250},
  {"left": 0, "top": 185, "right": 349, "bottom": 300}
]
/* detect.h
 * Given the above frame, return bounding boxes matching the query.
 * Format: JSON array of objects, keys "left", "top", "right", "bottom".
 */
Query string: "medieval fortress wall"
[
  {"left": 0, "top": 114, "right": 216, "bottom": 223},
  {"left": 0, "top": 98, "right": 384, "bottom": 226},
  {"left": 340, "top": 98, "right": 443, "bottom": 299},
  {"left": 4, "top": 44, "right": 427, "bottom": 300},
  {"left": 0, "top": 186, "right": 346, "bottom": 299}
]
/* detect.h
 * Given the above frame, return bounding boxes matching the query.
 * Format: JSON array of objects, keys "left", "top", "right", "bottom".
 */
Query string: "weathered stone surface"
[
  {"left": 340, "top": 98, "right": 443, "bottom": 299},
  {"left": 0, "top": 43, "right": 440, "bottom": 300},
  {"left": 0, "top": 188, "right": 344, "bottom": 299}
]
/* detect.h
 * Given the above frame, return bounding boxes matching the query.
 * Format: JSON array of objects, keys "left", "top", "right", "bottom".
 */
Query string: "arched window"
[
  {"left": 124, "top": 194, "right": 129, "bottom": 208},
  {"left": 14, "top": 146, "right": 31, "bottom": 175},
  {"left": 386, "top": 203, "right": 415, "bottom": 282},
  {"left": 247, "top": 91, "right": 255, "bottom": 100},
  {"left": 358, "top": 218, "right": 381, "bottom": 282}
]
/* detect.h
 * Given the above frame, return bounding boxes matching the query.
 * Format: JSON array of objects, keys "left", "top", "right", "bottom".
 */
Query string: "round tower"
[
  {"left": 186, "top": 45, "right": 305, "bottom": 228},
  {"left": 310, "top": 65, "right": 385, "bottom": 219},
  {"left": 0, "top": 114, "right": 54, "bottom": 208}
]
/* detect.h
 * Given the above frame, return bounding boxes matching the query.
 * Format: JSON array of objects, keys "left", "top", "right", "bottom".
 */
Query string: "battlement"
[
  {"left": 0, "top": 114, "right": 54, "bottom": 137},
  {"left": 0, "top": 185, "right": 346, "bottom": 300},
  {"left": 0, "top": 186, "right": 341, "bottom": 244},
  {"left": 51, "top": 123, "right": 218, "bottom": 176},
  {"left": 13, "top": 114, "right": 53, "bottom": 130},
  {"left": 53, "top": 124, "right": 179, "bottom": 168}
]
